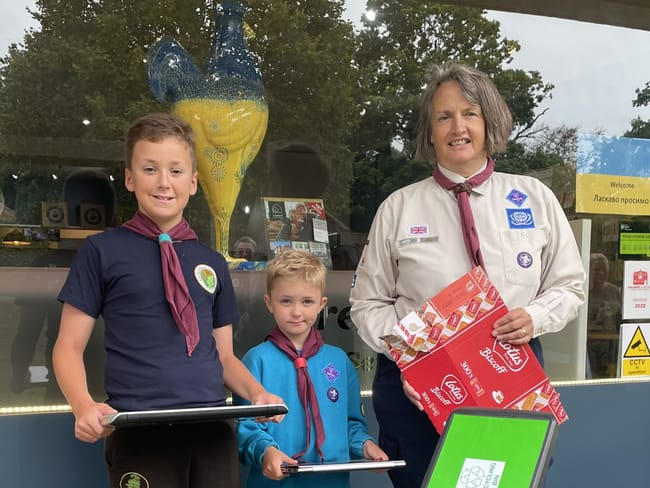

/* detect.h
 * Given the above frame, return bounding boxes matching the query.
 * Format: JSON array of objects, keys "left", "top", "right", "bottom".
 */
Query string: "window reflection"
[
  {"left": 1, "top": 1, "right": 649, "bottom": 408},
  {"left": 587, "top": 252, "right": 622, "bottom": 378}
]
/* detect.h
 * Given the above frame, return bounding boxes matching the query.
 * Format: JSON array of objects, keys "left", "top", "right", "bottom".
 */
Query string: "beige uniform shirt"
[{"left": 350, "top": 169, "right": 586, "bottom": 354}]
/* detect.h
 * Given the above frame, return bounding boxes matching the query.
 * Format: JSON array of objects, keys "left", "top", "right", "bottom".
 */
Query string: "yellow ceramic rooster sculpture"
[{"left": 148, "top": 2, "right": 268, "bottom": 261}]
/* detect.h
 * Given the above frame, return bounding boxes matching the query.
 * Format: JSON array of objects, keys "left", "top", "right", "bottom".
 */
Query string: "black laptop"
[
  {"left": 101, "top": 403, "right": 288, "bottom": 427},
  {"left": 421, "top": 407, "right": 558, "bottom": 488}
]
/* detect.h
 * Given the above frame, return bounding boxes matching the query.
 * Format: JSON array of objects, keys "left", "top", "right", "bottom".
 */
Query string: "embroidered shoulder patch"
[{"left": 194, "top": 264, "right": 218, "bottom": 293}]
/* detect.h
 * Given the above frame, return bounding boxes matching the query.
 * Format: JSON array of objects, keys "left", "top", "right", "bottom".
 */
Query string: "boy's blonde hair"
[{"left": 266, "top": 250, "right": 327, "bottom": 295}]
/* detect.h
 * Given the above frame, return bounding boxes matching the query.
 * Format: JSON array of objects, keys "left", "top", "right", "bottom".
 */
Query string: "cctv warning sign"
[
  {"left": 621, "top": 324, "right": 650, "bottom": 377},
  {"left": 623, "top": 327, "right": 650, "bottom": 358}
]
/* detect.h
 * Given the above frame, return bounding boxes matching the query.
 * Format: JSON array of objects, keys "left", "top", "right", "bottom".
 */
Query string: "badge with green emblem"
[
  {"left": 194, "top": 264, "right": 218, "bottom": 293},
  {"left": 119, "top": 472, "right": 149, "bottom": 488}
]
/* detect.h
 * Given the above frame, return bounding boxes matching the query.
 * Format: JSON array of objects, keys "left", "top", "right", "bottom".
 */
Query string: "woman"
[
  {"left": 276, "top": 205, "right": 306, "bottom": 241},
  {"left": 349, "top": 63, "right": 585, "bottom": 488}
]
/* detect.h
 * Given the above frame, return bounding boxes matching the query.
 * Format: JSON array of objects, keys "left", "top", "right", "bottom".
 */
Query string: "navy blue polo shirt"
[{"left": 59, "top": 226, "right": 240, "bottom": 411}]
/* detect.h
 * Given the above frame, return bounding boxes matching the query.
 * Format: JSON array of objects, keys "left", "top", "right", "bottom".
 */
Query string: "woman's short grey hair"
[{"left": 414, "top": 63, "right": 513, "bottom": 164}]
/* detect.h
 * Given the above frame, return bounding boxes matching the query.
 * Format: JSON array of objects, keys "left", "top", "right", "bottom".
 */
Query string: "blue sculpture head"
[{"left": 147, "top": 2, "right": 264, "bottom": 104}]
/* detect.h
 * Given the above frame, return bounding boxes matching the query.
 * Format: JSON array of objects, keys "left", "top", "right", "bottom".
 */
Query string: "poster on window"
[
  {"left": 261, "top": 197, "right": 332, "bottom": 269},
  {"left": 576, "top": 133, "right": 650, "bottom": 216},
  {"left": 622, "top": 260, "right": 650, "bottom": 320}
]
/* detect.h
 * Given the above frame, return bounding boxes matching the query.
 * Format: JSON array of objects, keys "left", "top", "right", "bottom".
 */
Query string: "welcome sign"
[{"left": 576, "top": 133, "right": 650, "bottom": 216}]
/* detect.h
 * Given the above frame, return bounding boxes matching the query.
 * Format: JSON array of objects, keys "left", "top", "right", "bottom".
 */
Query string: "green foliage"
[
  {"left": 352, "top": 1, "right": 552, "bottom": 154},
  {"left": 0, "top": 0, "right": 359, "bottom": 236},
  {"left": 499, "top": 125, "right": 578, "bottom": 216},
  {"left": 236, "top": 0, "right": 359, "bottom": 228},
  {"left": 632, "top": 81, "right": 650, "bottom": 107},
  {"left": 625, "top": 81, "right": 650, "bottom": 138},
  {"left": 494, "top": 141, "right": 530, "bottom": 175},
  {"left": 492, "top": 68, "right": 552, "bottom": 136},
  {"left": 0, "top": 0, "right": 197, "bottom": 140},
  {"left": 350, "top": 145, "right": 431, "bottom": 230},
  {"left": 348, "top": 1, "right": 555, "bottom": 229},
  {"left": 0, "top": 0, "right": 581, "bottom": 238},
  {"left": 625, "top": 118, "right": 650, "bottom": 139}
]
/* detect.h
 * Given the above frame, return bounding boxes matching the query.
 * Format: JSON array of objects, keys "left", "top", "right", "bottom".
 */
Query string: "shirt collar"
[{"left": 436, "top": 160, "right": 490, "bottom": 195}]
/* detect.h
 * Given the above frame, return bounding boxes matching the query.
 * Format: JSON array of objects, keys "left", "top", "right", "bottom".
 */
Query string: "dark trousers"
[
  {"left": 104, "top": 420, "right": 238, "bottom": 488},
  {"left": 373, "top": 354, "right": 440, "bottom": 488},
  {"left": 373, "top": 338, "right": 544, "bottom": 488}
]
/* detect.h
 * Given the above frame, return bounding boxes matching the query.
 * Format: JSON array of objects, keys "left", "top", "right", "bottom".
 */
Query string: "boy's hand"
[
  {"left": 363, "top": 439, "right": 389, "bottom": 461},
  {"left": 262, "top": 446, "right": 296, "bottom": 480},
  {"left": 250, "top": 391, "right": 286, "bottom": 423},
  {"left": 72, "top": 401, "right": 116, "bottom": 443},
  {"left": 363, "top": 440, "right": 390, "bottom": 473}
]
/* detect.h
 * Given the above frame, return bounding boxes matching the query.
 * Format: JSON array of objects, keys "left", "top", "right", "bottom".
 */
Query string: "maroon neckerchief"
[
  {"left": 267, "top": 326, "right": 326, "bottom": 461},
  {"left": 123, "top": 210, "right": 200, "bottom": 356},
  {"left": 433, "top": 158, "right": 494, "bottom": 270}
]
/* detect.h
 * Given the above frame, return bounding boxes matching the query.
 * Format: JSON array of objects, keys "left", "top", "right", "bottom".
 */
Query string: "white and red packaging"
[{"left": 381, "top": 266, "right": 568, "bottom": 434}]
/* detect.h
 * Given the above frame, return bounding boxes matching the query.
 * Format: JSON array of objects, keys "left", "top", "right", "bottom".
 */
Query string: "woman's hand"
[
  {"left": 401, "top": 375, "right": 423, "bottom": 411},
  {"left": 492, "top": 307, "right": 533, "bottom": 345}
]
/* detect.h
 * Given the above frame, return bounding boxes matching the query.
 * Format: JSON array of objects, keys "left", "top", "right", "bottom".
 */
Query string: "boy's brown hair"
[
  {"left": 125, "top": 112, "right": 196, "bottom": 171},
  {"left": 266, "top": 250, "right": 327, "bottom": 295}
]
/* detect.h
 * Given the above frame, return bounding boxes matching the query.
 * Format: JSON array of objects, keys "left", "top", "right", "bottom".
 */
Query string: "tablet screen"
[{"left": 421, "top": 408, "right": 557, "bottom": 488}]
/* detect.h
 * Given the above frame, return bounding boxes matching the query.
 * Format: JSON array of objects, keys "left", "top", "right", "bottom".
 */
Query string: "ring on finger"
[{"left": 521, "top": 328, "right": 526, "bottom": 337}]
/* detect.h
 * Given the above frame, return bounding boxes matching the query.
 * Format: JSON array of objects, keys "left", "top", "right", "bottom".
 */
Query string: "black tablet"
[{"left": 100, "top": 403, "right": 288, "bottom": 427}]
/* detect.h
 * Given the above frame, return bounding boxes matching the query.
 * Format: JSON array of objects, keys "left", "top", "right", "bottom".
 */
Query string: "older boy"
[
  {"left": 237, "top": 249, "right": 387, "bottom": 488},
  {"left": 53, "top": 112, "right": 282, "bottom": 488}
]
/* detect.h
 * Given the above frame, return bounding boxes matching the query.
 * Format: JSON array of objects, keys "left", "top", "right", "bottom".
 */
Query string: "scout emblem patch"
[
  {"left": 506, "top": 208, "right": 535, "bottom": 229},
  {"left": 506, "top": 189, "right": 528, "bottom": 207},
  {"left": 322, "top": 363, "right": 340, "bottom": 383},
  {"left": 194, "top": 264, "right": 217, "bottom": 293},
  {"left": 517, "top": 252, "right": 533, "bottom": 268},
  {"left": 119, "top": 472, "right": 150, "bottom": 488}
]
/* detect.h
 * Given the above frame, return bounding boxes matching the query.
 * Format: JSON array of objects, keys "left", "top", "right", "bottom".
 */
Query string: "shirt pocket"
[{"left": 499, "top": 229, "right": 546, "bottom": 286}]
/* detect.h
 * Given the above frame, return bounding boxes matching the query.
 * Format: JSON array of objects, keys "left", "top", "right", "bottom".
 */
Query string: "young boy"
[
  {"left": 237, "top": 249, "right": 388, "bottom": 487},
  {"left": 52, "top": 112, "right": 283, "bottom": 488}
]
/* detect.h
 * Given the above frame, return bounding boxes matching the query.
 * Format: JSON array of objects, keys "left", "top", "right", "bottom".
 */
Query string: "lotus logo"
[
  {"left": 441, "top": 374, "right": 467, "bottom": 404},
  {"left": 492, "top": 340, "right": 529, "bottom": 372}
]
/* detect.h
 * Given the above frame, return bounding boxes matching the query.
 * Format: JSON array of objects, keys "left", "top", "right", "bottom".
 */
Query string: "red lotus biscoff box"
[{"left": 381, "top": 266, "right": 567, "bottom": 434}]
